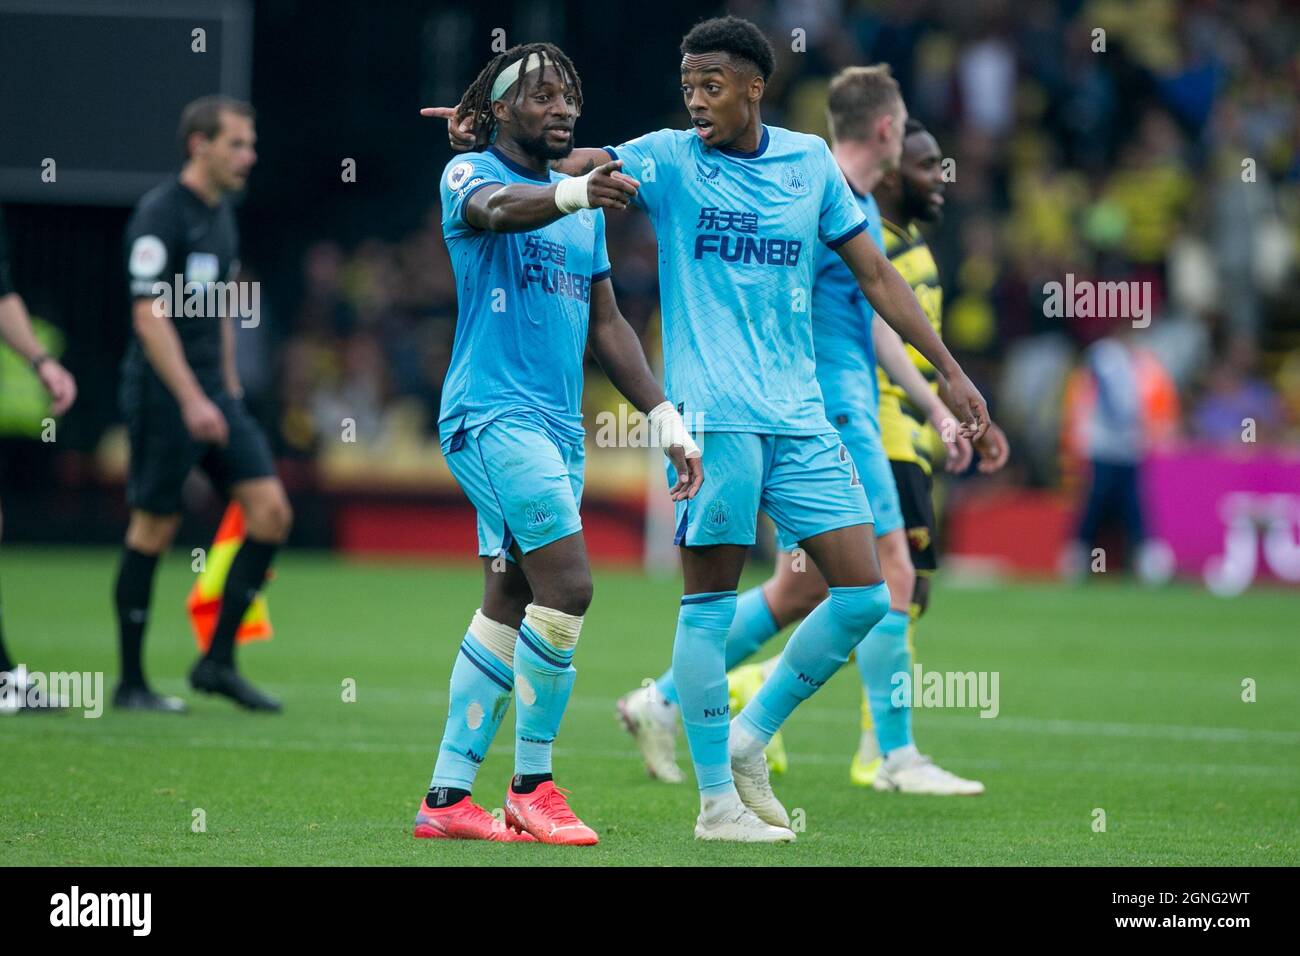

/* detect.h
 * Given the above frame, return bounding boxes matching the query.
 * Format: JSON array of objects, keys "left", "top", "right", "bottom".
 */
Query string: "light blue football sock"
[
  {"left": 855, "top": 608, "right": 913, "bottom": 754},
  {"left": 655, "top": 585, "right": 778, "bottom": 705},
  {"left": 429, "top": 632, "right": 514, "bottom": 792},
  {"left": 736, "top": 583, "right": 889, "bottom": 744},
  {"left": 513, "top": 611, "right": 579, "bottom": 777},
  {"left": 672, "top": 590, "right": 738, "bottom": 795}
]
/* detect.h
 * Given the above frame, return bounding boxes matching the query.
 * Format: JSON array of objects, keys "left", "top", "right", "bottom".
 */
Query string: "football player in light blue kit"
[
  {"left": 431, "top": 18, "right": 987, "bottom": 843},
  {"left": 622, "top": 68, "right": 987, "bottom": 798},
  {"left": 411, "top": 43, "right": 703, "bottom": 846},
  {"left": 556, "top": 18, "right": 985, "bottom": 841}
]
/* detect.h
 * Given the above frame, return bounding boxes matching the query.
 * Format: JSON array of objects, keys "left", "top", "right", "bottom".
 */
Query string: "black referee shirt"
[{"left": 121, "top": 178, "right": 240, "bottom": 393}]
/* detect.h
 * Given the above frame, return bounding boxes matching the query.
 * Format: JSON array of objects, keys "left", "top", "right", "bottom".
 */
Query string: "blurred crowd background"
[
  {"left": 2, "top": 0, "right": 1298, "bottom": 557},
  {"left": 252, "top": 0, "right": 1300, "bottom": 486}
]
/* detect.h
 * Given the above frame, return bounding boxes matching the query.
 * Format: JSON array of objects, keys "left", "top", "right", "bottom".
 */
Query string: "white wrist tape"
[
  {"left": 648, "top": 401, "right": 700, "bottom": 458},
  {"left": 554, "top": 173, "right": 593, "bottom": 214}
]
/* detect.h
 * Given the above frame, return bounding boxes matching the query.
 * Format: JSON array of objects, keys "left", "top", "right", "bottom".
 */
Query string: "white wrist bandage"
[
  {"left": 554, "top": 173, "right": 593, "bottom": 214},
  {"left": 648, "top": 401, "right": 700, "bottom": 458}
]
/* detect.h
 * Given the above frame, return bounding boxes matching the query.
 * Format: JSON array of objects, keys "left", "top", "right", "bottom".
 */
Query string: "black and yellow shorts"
[{"left": 889, "top": 459, "right": 937, "bottom": 571}]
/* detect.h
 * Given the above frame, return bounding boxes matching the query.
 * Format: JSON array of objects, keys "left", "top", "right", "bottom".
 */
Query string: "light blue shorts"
[
  {"left": 667, "top": 431, "right": 872, "bottom": 549},
  {"left": 822, "top": 406, "right": 904, "bottom": 542},
  {"left": 443, "top": 415, "right": 584, "bottom": 558}
]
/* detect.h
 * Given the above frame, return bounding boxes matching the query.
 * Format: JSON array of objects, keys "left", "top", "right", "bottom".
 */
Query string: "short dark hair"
[
  {"left": 905, "top": 117, "right": 928, "bottom": 137},
  {"left": 681, "top": 16, "right": 776, "bottom": 81},
  {"left": 178, "top": 95, "right": 255, "bottom": 160},
  {"left": 826, "top": 65, "right": 902, "bottom": 142}
]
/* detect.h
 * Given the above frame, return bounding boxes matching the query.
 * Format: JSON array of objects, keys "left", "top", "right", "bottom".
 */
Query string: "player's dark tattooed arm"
[
  {"left": 549, "top": 147, "right": 614, "bottom": 177},
  {"left": 464, "top": 161, "right": 638, "bottom": 233},
  {"left": 837, "top": 231, "right": 988, "bottom": 439},
  {"left": 419, "top": 106, "right": 616, "bottom": 179},
  {"left": 132, "top": 299, "right": 228, "bottom": 446},
  {"left": 588, "top": 279, "right": 703, "bottom": 501}
]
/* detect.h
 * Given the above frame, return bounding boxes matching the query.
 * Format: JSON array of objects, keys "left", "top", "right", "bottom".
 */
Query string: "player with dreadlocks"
[
  {"left": 451, "top": 43, "right": 581, "bottom": 149},
  {"left": 411, "top": 44, "right": 703, "bottom": 844}
]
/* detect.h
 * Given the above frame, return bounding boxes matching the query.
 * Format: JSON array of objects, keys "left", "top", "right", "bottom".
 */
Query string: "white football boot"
[
  {"left": 873, "top": 747, "right": 985, "bottom": 795},
  {"left": 730, "top": 742, "right": 792, "bottom": 828},
  {"left": 616, "top": 683, "right": 685, "bottom": 783},
  {"left": 694, "top": 793, "right": 795, "bottom": 843}
]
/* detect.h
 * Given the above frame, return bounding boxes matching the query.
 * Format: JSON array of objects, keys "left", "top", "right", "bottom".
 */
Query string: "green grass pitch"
[{"left": 2, "top": 547, "right": 1296, "bottom": 866}]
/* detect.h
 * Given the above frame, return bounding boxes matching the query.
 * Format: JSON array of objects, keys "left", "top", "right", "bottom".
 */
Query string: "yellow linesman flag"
[{"left": 187, "top": 503, "right": 273, "bottom": 651}]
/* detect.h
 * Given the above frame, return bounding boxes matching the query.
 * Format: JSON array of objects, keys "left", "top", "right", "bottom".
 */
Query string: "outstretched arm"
[
  {"left": 587, "top": 278, "right": 702, "bottom": 501},
  {"left": 551, "top": 147, "right": 617, "bottom": 177},
  {"left": 461, "top": 159, "right": 638, "bottom": 233},
  {"left": 836, "top": 231, "right": 988, "bottom": 439},
  {"left": 420, "top": 106, "right": 614, "bottom": 176}
]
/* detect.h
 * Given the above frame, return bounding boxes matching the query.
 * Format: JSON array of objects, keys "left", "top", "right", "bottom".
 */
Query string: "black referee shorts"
[
  {"left": 889, "top": 459, "right": 938, "bottom": 571},
  {"left": 121, "top": 375, "right": 275, "bottom": 515}
]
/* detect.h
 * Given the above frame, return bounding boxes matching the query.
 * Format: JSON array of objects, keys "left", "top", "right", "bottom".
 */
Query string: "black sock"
[
  {"left": 426, "top": 786, "right": 471, "bottom": 808},
  {"left": 205, "top": 537, "right": 278, "bottom": 667},
  {"left": 0, "top": 576, "right": 14, "bottom": 673},
  {"left": 511, "top": 772, "right": 553, "bottom": 794},
  {"left": 115, "top": 547, "right": 160, "bottom": 688}
]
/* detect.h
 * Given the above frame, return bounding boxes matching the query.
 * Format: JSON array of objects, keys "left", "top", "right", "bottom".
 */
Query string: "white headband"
[{"left": 491, "top": 51, "right": 550, "bottom": 102}]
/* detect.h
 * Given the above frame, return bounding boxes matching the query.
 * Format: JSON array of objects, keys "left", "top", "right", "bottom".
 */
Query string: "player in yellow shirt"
[
  {"left": 854, "top": 119, "right": 1009, "bottom": 781},
  {"left": 875, "top": 120, "right": 950, "bottom": 633}
]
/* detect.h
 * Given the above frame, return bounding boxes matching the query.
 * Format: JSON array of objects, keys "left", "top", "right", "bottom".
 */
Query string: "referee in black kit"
[{"left": 114, "top": 96, "right": 290, "bottom": 714}]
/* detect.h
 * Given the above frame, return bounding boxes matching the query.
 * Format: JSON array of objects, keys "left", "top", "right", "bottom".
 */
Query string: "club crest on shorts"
[
  {"left": 524, "top": 498, "right": 556, "bottom": 529},
  {"left": 705, "top": 499, "right": 730, "bottom": 529},
  {"left": 907, "top": 525, "right": 931, "bottom": 553}
]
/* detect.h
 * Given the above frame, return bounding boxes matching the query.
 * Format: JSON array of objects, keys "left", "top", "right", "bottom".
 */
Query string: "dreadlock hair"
[{"left": 456, "top": 42, "right": 583, "bottom": 150}]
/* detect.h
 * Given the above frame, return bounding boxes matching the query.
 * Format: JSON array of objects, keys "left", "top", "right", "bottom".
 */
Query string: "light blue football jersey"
[
  {"left": 606, "top": 125, "right": 866, "bottom": 435},
  {"left": 812, "top": 188, "right": 887, "bottom": 425},
  {"left": 438, "top": 147, "right": 611, "bottom": 447}
]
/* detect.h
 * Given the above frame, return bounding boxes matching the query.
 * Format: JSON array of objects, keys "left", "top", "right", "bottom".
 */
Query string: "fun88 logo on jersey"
[
  {"left": 519, "top": 235, "right": 592, "bottom": 302},
  {"left": 693, "top": 207, "right": 803, "bottom": 266}
]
